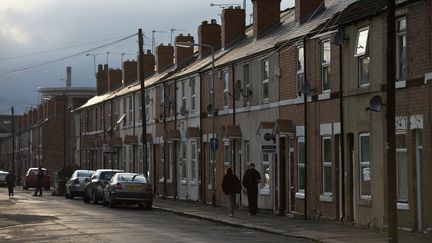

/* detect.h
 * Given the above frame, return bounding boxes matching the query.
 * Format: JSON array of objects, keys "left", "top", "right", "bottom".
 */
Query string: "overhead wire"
[{"left": 0, "top": 32, "right": 137, "bottom": 75}]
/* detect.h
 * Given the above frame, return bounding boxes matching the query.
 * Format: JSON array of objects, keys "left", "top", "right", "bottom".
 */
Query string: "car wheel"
[
  {"left": 83, "top": 191, "right": 91, "bottom": 203},
  {"left": 70, "top": 190, "right": 75, "bottom": 199},
  {"left": 92, "top": 191, "right": 98, "bottom": 204},
  {"left": 108, "top": 198, "right": 116, "bottom": 208},
  {"left": 144, "top": 201, "right": 152, "bottom": 210},
  {"left": 65, "top": 190, "right": 70, "bottom": 199},
  {"left": 102, "top": 195, "right": 108, "bottom": 207}
]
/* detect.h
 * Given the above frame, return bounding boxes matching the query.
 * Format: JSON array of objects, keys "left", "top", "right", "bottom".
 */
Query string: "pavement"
[{"left": 153, "top": 198, "right": 431, "bottom": 243}]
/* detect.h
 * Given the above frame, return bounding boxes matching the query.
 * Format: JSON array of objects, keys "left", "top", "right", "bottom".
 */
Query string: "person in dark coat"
[
  {"left": 242, "top": 163, "right": 261, "bottom": 215},
  {"left": 222, "top": 167, "right": 240, "bottom": 217},
  {"left": 33, "top": 166, "right": 44, "bottom": 196},
  {"left": 5, "top": 171, "right": 16, "bottom": 197}
]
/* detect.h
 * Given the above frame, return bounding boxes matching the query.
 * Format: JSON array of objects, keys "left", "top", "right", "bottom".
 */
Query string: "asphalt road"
[{"left": 0, "top": 187, "right": 310, "bottom": 243}]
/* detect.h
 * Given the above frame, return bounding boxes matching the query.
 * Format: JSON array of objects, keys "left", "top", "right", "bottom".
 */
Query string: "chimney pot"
[
  {"left": 252, "top": 0, "right": 281, "bottom": 38},
  {"left": 175, "top": 34, "right": 194, "bottom": 65},
  {"left": 222, "top": 7, "right": 246, "bottom": 48},
  {"left": 198, "top": 19, "right": 221, "bottom": 57}
]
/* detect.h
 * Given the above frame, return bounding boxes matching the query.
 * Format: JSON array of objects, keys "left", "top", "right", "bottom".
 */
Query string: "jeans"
[
  {"left": 247, "top": 187, "right": 258, "bottom": 214},
  {"left": 34, "top": 181, "right": 43, "bottom": 196},
  {"left": 8, "top": 184, "right": 14, "bottom": 197},
  {"left": 226, "top": 193, "right": 235, "bottom": 215}
]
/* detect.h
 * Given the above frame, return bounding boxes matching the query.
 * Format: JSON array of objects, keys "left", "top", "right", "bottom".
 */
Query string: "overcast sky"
[{"left": 0, "top": 0, "right": 294, "bottom": 114}]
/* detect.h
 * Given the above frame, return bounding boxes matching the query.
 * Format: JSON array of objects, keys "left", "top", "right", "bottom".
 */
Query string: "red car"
[{"left": 22, "top": 168, "right": 50, "bottom": 190}]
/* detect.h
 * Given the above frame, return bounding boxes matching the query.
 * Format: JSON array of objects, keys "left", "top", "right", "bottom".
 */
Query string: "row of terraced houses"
[{"left": 1, "top": 0, "right": 432, "bottom": 233}]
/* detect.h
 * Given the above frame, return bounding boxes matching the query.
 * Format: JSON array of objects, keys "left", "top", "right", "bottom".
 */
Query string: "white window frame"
[
  {"left": 244, "top": 141, "right": 250, "bottom": 165},
  {"left": 359, "top": 56, "right": 370, "bottom": 87},
  {"left": 321, "top": 40, "right": 331, "bottom": 92},
  {"left": 208, "top": 72, "right": 214, "bottom": 112},
  {"left": 181, "top": 142, "right": 187, "bottom": 182},
  {"left": 359, "top": 133, "right": 371, "bottom": 200},
  {"left": 262, "top": 152, "right": 270, "bottom": 191},
  {"left": 158, "top": 143, "right": 165, "bottom": 182},
  {"left": 223, "top": 70, "right": 229, "bottom": 109},
  {"left": 297, "top": 137, "right": 305, "bottom": 194},
  {"left": 122, "top": 97, "right": 127, "bottom": 127},
  {"left": 261, "top": 58, "right": 269, "bottom": 102},
  {"left": 128, "top": 96, "right": 133, "bottom": 125},
  {"left": 243, "top": 64, "right": 250, "bottom": 105},
  {"left": 296, "top": 46, "right": 305, "bottom": 95},
  {"left": 167, "top": 142, "right": 173, "bottom": 182},
  {"left": 223, "top": 139, "right": 230, "bottom": 166},
  {"left": 190, "top": 78, "right": 196, "bottom": 113},
  {"left": 396, "top": 132, "right": 409, "bottom": 206},
  {"left": 396, "top": 17, "right": 407, "bottom": 81},
  {"left": 355, "top": 26, "right": 370, "bottom": 57},
  {"left": 145, "top": 91, "right": 151, "bottom": 121},
  {"left": 181, "top": 80, "right": 186, "bottom": 114},
  {"left": 322, "top": 136, "right": 332, "bottom": 195}
]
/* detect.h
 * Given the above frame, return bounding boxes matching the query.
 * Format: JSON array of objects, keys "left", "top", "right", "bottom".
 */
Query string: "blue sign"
[{"left": 210, "top": 138, "right": 218, "bottom": 150}]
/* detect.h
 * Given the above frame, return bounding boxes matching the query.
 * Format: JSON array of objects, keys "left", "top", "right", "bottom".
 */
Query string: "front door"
[
  {"left": 178, "top": 142, "right": 188, "bottom": 200},
  {"left": 187, "top": 140, "right": 199, "bottom": 201}
]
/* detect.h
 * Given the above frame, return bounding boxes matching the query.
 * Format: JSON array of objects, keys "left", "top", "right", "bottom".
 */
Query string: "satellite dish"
[
  {"left": 368, "top": 95, "right": 384, "bottom": 112},
  {"left": 206, "top": 104, "right": 213, "bottom": 114},
  {"left": 180, "top": 106, "right": 187, "bottom": 116},
  {"left": 234, "top": 80, "right": 242, "bottom": 101}
]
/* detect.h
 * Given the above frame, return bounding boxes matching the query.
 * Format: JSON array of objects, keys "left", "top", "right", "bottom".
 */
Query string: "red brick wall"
[
  {"left": 175, "top": 34, "right": 194, "bottom": 65},
  {"left": 252, "top": 0, "right": 281, "bottom": 37},
  {"left": 221, "top": 7, "right": 245, "bottom": 48}
]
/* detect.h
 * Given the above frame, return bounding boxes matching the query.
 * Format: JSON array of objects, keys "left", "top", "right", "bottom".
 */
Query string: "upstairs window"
[
  {"left": 208, "top": 72, "right": 214, "bottom": 113},
  {"left": 321, "top": 40, "right": 331, "bottom": 92},
  {"left": 261, "top": 59, "right": 269, "bottom": 101},
  {"left": 181, "top": 80, "right": 186, "bottom": 114},
  {"left": 296, "top": 46, "right": 305, "bottom": 94},
  {"left": 190, "top": 78, "right": 196, "bottom": 112},
  {"left": 223, "top": 70, "right": 229, "bottom": 108},
  {"left": 356, "top": 26, "right": 371, "bottom": 87},
  {"left": 355, "top": 27, "right": 369, "bottom": 57},
  {"left": 243, "top": 64, "right": 250, "bottom": 104},
  {"left": 145, "top": 91, "right": 150, "bottom": 121},
  {"left": 128, "top": 96, "right": 133, "bottom": 125},
  {"left": 396, "top": 17, "right": 407, "bottom": 81}
]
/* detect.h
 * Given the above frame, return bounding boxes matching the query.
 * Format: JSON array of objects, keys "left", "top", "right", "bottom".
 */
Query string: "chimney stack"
[
  {"left": 295, "top": 0, "right": 324, "bottom": 23},
  {"left": 122, "top": 60, "right": 137, "bottom": 86},
  {"left": 175, "top": 34, "right": 194, "bottom": 66},
  {"left": 222, "top": 6, "right": 245, "bottom": 49},
  {"left": 138, "top": 50, "right": 156, "bottom": 81},
  {"left": 252, "top": 0, "right": 281, "bottom": 38},
  {"left": 198, "top": 19, "right": 221, "bottom": 57},
  {"left": 96, "top": 64, "right": 108, "bottom": 95},
  {"left": 108, "top": 68, "right": 122, "bottom": 90},
  {"left": 156, "top": 44, "right": 174, "bottom": 73}
]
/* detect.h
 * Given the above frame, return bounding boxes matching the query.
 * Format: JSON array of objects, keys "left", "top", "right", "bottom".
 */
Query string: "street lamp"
[{"left": 175, "top": 41, "right": 216, "bottom": 206}]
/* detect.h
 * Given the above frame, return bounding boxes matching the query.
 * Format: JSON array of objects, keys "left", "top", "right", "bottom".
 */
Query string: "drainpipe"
[
  {"left": 337, "top": 28, "right": 345, "bottom": 222},
  {"left": 199, "top": 72, "right": 204, "bottom": 202}
]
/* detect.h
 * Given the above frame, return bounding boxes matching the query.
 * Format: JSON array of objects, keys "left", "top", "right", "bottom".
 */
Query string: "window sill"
[
  {"left": 319, "top": 194, "right": 333, "bottom": 202},
  {"left": 295, "top": 192, "right": 305, "bottom": 199},
  {"left": 395, "top": 80, "right": 406, "bottom": 89},
  {"left": 318, "top": 92, "right": 330, "bottom": 101},
  {"left": 397, "top": 202, "right": 409, "bottom": 210},
  {"left": 259, "top": 188, "right": 270, "bottom": 195},
  {"left": 166, "top": 179, "right": 172, "bottom": 184},
  {"left": 181, "top": 180, "right": 187, "bottom": 185}
]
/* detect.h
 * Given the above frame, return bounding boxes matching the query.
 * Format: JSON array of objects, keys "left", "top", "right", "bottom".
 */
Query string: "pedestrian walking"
[
  {"left": 242, "top": 163, "right": 261, "bottom": 215},
  {"left": 33, "top": 166, "right": 44, "bottom": 196},
  {"left": 222, "top": 167, "right": 241, "bottom": 217},
  {"left": 5, "top": 170, "right": 16, "bottom": 197}
]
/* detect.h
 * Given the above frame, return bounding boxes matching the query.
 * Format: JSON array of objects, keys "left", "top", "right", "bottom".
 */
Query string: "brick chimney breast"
[
  {"left": 175, "top": 34, "right": 194, "bottom": 66},
  {"left": 295, "top": 0, "right": 324, "bottom": 23},
  {"left": 222, "top": 6, "right": 245, "bottom": 49},
  {"left": 109, "top": 68, "right": 123, "bottom": 91},
  {"left": 156, "top": 44, "right": 174, "bottom": 73},
  {"left": 96, "top": 64, "right": 108, "bottom": 95},
  {"left": 122, "top": 60, "right": 137, "bottom": 86},
  {"left": 198, "top": 19, "right": 221, "bottom": 58},
  {"left": 252, "top": 0, "right": 281, "bottom": 38}
]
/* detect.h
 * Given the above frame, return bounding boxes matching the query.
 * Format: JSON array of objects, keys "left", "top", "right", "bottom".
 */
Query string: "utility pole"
[
  {"left": 11, "top": 106, "right": 15, "bottom": 173},
  {"left": 138, "top": 29, "right": 148, "bottom": 178},
  {"left": 386, "top": 0, "right": 398, "bottom": 242}
]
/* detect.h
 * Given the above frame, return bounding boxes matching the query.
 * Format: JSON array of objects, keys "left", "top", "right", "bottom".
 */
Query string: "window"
[
  {"left": 145, "top": 92, "right": 150, "bottom": 121},
  {"left": 208, "top": 72, "right": 214, "bottom": 111},
  {"left": 168, "top": 142, "right": 173, "bottom": 181},
  {"left": 296, "top": 46, "right": 305, "bottom": 94},
  {"left": 355, "top": 27, "right": 369, "bottom": 56},
  {"left": 223, "top": 70, "right": 229, "bottom": 108},
  {"left": 322, "top": 137, "right": 332, "bottom": 194},
  {"left": 122, "top": 98, "right": 127, "bottom": 127},
  {"left": 297, "top": 137, "right": 305, "bottom": 192},
  {"left": 262, "top": 153, "right": 270, "bottom": 190},
  {"left": 181, "top": 80, "right": 186, "bottom": 114},
  {"left": 243, "top": 64, "right": 250, "bottom": 104},
  {"left": 321, "top": 40, "right": 331, "bottom": 92},
  {"left": 160, "top": 86, "right": 164, "bottom": 119},
  {"left": 137, "top": 93, "right": 142, "bottom": 122},
  {"left": 159, "top": 143, "right": 164, "bottom": 180},
  {"left": 244, "top": 141, "right": 250, "bottom": 165},
  {"left": 359, "top": 56, "right": 370, "bottom": 86},
  {"left": 261, "top": 59, "right": 269, "bottom": 101},
  {"left": 191, "top": 141, "right": 197, "bottom": 181},
  {"left": 396, "top": 17, "right": 407, "bottom": 81},
  {"left": 128, "top": 96, "right": 133, "bottom": 125},
  {"left": 223, "top": 140, "right": 230, "bottom": 166},
  {"left": 359, "top": 133, "right": 371, "bottom": 199},
  {"left": 166, "top": 84, "right": 174, "bottom": 118},
  {"left": 191, "top": 78, "right": 196, "bottom": 112},
  {"left": 181, "top": 143, "right": 187, "bottom": 181},
  {"left": 396, "top": 133, "right": 408, "bottom": 203}
]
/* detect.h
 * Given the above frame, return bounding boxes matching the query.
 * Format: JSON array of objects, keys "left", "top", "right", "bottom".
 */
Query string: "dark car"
[
  {"left": 102, "top": 173, "right": 152, "bottom": 209},
  {"left": 83, "top": 169, "right": 123, "bottom": 204},
  {"left": 65, "top": 170, "right": 94, "bottom": 199},
  {"left": 22, "top": 168, "right": 50, "bottom": 190}
]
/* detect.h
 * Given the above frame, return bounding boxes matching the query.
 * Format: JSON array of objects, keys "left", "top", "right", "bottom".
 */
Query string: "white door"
[
  {"left": 188, "top": 140, "right": 199, "bottom": 201},
  {"left": 178, "top": 142, "right": 188, "bottom": 200}
]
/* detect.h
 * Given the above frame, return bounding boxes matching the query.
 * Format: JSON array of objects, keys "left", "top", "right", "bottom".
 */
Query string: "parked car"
[
  {"left": 22, "top": 168, "right": 50, "bottom": 190},
  {"left": 65, "top": 169, "right": 94, "bottom": 199},
  {"left": 0, "top": 171, "right": 8, "bottom": 186},
  {"left": 83, "top": 169, "right": 123, "bottom": 204},
  {"left": 102, "top": 173, "right": 152, "bottom": 209}
]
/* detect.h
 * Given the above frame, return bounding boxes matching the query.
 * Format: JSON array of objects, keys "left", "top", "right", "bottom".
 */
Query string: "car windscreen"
[
  {"left": 77, "top": 171, "right": 93, "bottom": 177},
  {"left": 117, "top": 174, "right": 147, "bottom": 183},
  {"left": 99, "top": 171, "right": 118, "bottom": 181},
  {"left": 29, "top": 169, "right": 48, "bottom": 175}
]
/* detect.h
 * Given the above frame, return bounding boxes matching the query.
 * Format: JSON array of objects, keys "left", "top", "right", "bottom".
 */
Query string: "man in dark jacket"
[
  {"left": 5, "top": 171, "right": 16, "bottom": 197},
  {"left": 222, "top": 167, "right": 241, "bottom": 217},
  {"left": 242, "top": 163, "right": 261, "bottom": 215},
  {"left": 33, "top": 166, "right": 44, "bottom": 196}
]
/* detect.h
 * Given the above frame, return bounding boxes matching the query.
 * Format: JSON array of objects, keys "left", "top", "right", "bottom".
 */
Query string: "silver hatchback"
[{"left": 65, "top": 170, "right": 94, "bottom": 199}]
